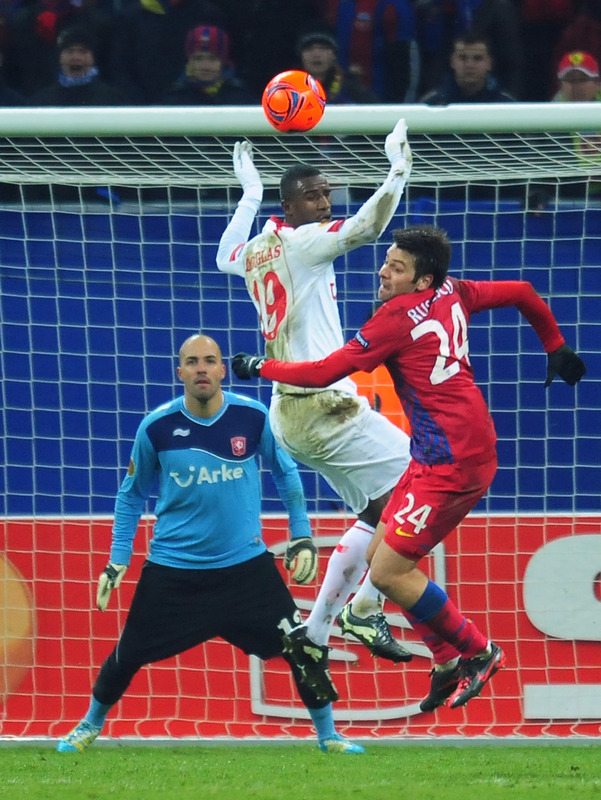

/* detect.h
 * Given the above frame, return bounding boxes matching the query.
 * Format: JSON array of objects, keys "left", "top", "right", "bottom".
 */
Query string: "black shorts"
[{"left": 115, "top": 552, "right": 302, "bottom": 665}]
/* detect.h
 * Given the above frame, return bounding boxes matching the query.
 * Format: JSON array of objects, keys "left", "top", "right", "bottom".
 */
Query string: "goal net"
[{"left": 1, "top": 104, "right": 600, "bottom": 742}]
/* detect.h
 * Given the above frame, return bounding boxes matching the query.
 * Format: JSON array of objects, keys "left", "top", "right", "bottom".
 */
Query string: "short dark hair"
[
  {"left": 452, "top": 30, "right": 493, "bottom": 56},
  {"left": 280, "top": 164, "right": 323, "bottom": 201},
  {"left": 391, "top": 225, "right": 451, "bottom": 290}
]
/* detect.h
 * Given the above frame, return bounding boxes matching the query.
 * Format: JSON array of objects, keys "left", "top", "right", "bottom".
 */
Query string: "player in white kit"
[{"left": 216, "top": 120, "right": 413, "bottom": 700}]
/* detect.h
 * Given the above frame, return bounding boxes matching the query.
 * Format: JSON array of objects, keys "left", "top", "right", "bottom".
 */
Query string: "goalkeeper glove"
[
  {"left": 284, "top": 538, "right": 318, "bottom": 584},
  {"left": 233, "top": 140, "right": 263, "bottom": 204},
  {"left": 96, "top": 563, "right": 128, "bottom": 611},
  {"left": 232, "top": 352, "right": 265, "bottom": 379},
  {"left": 544, "top": 344, "right": 586, "bottom": 387},
  {"left": 384, "top": 118, "right": 412, "bottom": 180}
]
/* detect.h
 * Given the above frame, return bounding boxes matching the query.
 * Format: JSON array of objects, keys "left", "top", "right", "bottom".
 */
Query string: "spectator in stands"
[
  {"left": 296, "top": 27, "right": 381, "bottom": 103},
  {"left": 553, "top": 51, "right": 601, "bottom": 171},
  {"left": 160, "top": 25, "right": 256, "bottom": 105},
  {"left": 224, "top": 1, "right": 324, "bottom": 99},
  {"left": 415, "top": 0, "right": 524, "bottom": 99},
  {"left": 553, "top": 50, "right": 601, "bottom": 102},
  {"left": 528, "top": 50, "right": 601, "bottom": 211},
  {"left": 324, "top": 0, "right": 420, "bottom": 102},
  {"left": 518, "top": 0, "right": 577, "bottom": 101},
  {"left": 5, "top": 0, "right": 116, "bottom": 97},
  {"left": 107, "top": 0, "right": 225, "bottom": 104},
  {"left": 29, "top": 25, "right": 129, "bottom": 105},
  {"left": 420, "top": 31, "right": 516, "bottom": 104},
  {"left": 553, "top": 0, "right": 601, "bottom": 88}
]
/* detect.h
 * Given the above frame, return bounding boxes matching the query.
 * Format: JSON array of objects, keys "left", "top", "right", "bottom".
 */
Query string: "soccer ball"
[{"left": 262, "top": 70, "right": 326, "bottom": 133}]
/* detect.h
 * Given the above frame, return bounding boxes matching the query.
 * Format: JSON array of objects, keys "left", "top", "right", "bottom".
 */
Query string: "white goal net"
[{"left": 1, "top": 104, "right": 600, "bottom": 742}]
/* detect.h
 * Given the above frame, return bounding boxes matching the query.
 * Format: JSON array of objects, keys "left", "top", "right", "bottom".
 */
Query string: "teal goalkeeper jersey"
[{"left": 110, "top": 391, "right": 311, "bottom": 569}]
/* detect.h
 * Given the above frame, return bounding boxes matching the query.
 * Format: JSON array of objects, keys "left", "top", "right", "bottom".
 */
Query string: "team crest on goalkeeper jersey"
[{"left": 231, "top": 437, "right": 246, "bottom": 456}]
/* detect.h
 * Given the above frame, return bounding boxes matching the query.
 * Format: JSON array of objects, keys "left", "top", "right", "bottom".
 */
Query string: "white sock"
[
  {"left": 434, "top": 657, "right": 460, "bottom": 673},
  {"left": 304, "top": 521, "right": 374, "bottom": 645},
  {"left": 349, "top": 570, "right": 384, "bottom": 618}
]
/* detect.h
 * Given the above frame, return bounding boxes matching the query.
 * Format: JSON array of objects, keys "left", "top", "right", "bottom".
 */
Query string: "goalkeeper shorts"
[{"left": 113, "top": 552, "right": 302, "bottom": 664}]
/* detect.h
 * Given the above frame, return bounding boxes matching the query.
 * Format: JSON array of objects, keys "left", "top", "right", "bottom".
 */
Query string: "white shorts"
[{"left": 269, "top": 391, "right": 411, "bottom": 514}]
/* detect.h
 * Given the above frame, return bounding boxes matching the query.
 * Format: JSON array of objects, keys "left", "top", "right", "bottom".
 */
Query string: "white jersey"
[{"left": 217, "top": 171, "right": 408, "bottom": 396}]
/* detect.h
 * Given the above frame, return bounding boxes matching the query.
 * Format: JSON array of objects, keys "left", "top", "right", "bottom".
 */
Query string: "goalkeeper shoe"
[
  {"left": 336, "top": 603, "right": 412, "bottom": 663},
  {"left": 282, "top": 625, "right": 339, "bottom": 703},
  {"left": 56, "top": 720, "right": 101, "bottom": 753},
  {"left": 319, "top": 733, "right": 365, "bottom": 755},
  {"left": 419, "top": 663, "right": 462, "bottom": 712},
  {"left": 447, "top": 642, "right": 507, "bottom": 709}
]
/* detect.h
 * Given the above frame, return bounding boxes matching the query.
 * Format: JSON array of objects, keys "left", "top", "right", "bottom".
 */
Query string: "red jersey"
[{"left": 261, "top": 278, "right": 565, "bottom": 466}]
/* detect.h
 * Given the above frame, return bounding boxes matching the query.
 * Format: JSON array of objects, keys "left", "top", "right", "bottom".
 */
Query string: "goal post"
[
  {"left": 1, "top": 104, "right": 600, "bottom": 741},
  {"left": 0, "top": 103, "right": 600, "bottom": 186}
]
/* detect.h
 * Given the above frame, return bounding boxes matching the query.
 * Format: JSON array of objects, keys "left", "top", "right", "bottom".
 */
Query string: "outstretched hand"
[
  {"left": 385, "top": 118, "right": 412, "bottom": 179},
  {"left": 233, "top": 141, "right": 263, "bottom": 201},
  {"left": 544, "top": 344, "right": 586, "bottom": 387},
  {"left": 232, "top": 352, "right": 266, "bottom": 379}
]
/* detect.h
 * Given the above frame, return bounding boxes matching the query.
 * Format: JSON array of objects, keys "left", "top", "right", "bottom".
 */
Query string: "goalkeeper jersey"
[{"left": 110, "top": 391, "right": 311, "bottom": 569}]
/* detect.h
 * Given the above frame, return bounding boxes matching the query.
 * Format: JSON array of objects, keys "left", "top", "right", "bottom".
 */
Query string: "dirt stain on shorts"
[{"left": 273, "top": 391, "right": 361, "bottom": 461}]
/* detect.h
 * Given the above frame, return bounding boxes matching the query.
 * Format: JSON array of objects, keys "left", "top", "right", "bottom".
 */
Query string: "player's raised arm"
[
  {"left": 320, "top": 118, "right": 413, "bottom": 260},
  {"left": 216, "top": 141, "right": 263, "bottom": 277}
]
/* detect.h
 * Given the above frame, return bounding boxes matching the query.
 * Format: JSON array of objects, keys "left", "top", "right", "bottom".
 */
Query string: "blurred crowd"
[{"left": 0, "top": 0, "right": 598, "bottom": 107}]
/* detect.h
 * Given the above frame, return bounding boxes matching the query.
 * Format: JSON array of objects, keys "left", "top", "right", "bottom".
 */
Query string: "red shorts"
[{"left": 382, "top": 455, "right": 498, "bottom": 561}]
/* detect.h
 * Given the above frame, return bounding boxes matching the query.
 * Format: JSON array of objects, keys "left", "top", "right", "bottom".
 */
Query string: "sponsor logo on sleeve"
[{"left": 355, "top": 331, "right": 369, "bottom": 349}]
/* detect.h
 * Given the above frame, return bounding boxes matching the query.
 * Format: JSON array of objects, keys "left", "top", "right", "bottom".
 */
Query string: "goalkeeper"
[
  {"left": 56, "top": 334, "right": 362, "bottom": 756},
  {"left": 216, "top": 119, "right": 414, "bottom": 681}
]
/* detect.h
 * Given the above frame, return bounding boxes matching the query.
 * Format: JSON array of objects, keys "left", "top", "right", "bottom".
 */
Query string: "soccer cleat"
[
  {"left": 447, "top": 642, "right": 507, "bottom": 709},
  {"left": 282, "top": 625, "right": 339, "bottom": 703},
  {"left": 56, "top": 720, "right": 101, "bottom": 753},
  {"left": 419, "top": 663, "right": 462, "bottom": 712},
  {"left": 336, "top": 603, "right": 412, "bottom": 663},
  {"left": 319, "top": 733, "right": 365, "bottom": 754}
]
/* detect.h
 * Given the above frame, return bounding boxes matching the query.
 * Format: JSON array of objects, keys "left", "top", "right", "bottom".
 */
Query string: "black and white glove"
[
  {"left": 233, "top": 140, "right": 263, "bottom": 204},
  {"left": 96, "top": 563, "right": 127, "bottom": 611},
  {"left": 284, "top": 538, "right": 318, "bottom": 584},
  {"left": 232, "top": 352, "right": 265, "bottom": 380},
  {"left": 385, "top": 118, "right": 412, "bottom": 180},
  {"left": 544, "top": 344, "right": 586, "bottom": 387}
]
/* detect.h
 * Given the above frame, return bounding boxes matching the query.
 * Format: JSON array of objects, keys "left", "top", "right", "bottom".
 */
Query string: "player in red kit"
[{"left": 232, "top": 224, "right": 586, "bottom": 711}]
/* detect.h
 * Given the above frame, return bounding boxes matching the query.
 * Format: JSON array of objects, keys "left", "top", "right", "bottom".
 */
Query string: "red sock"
[
  {"left": 403, "top": 580, "right": 489, "bottom": 663},
  {"left": 423, "top": 597, "right": 488, "bottom": 659},
  {"left": 402, "top": 608, "right": 460, "bottom": 665}
]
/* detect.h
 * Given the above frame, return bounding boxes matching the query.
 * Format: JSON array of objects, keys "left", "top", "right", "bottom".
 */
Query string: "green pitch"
[{"left": 2, "top": 744, "right": 600, "bottom": 800}]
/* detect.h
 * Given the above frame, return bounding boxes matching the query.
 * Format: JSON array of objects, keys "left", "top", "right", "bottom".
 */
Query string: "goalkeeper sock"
[
  {"left": 304, "top": 521, "right": 373, "bottom": 645},
  {"left": 308, "top": 703, "right": 336, "bottom": 741},
  {"left": 83, "top": 695, "right": 112, "bottom": 729}
]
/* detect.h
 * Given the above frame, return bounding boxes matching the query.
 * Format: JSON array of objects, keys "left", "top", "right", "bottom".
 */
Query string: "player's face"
[
  {"left": 378, "top": 245, "right": 432, "bottom": 302},
  {"left": 282, "top": 175, "right": 332, "bottom": 227},
  {"left": 177, "top": 336, "right": 226, "bottom": 415}
]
